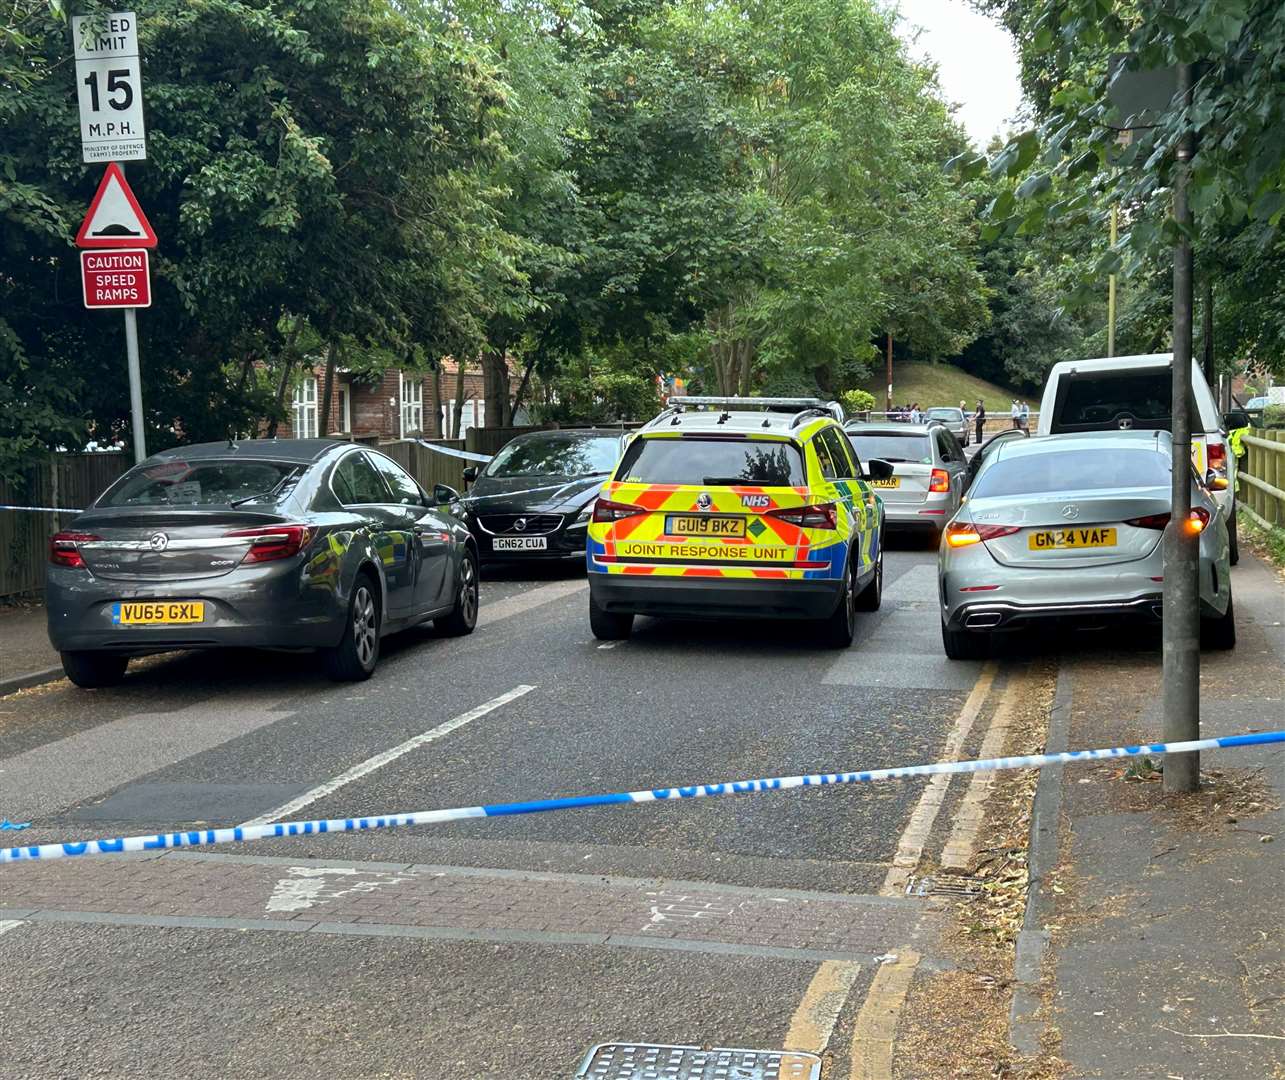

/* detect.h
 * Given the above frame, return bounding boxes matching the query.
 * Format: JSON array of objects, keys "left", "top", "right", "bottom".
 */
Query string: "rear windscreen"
[
  {"left": 971, "top": 448, "right": 1171, "bottom": 499},
  {"left": 615, "top": 437, "right": 805, "bottom": 486},
  {"left": 845, "top": 432, "right": 932, "bottom": 464},
  {"left": 99, "top": 460, "right": 299, "bottom": 507},
  {"left": 1051, "top": 371, "right": 1198, "bottom": 432},
  {"left": 926, "top": 409, "right": 963, "bottom": 422}
]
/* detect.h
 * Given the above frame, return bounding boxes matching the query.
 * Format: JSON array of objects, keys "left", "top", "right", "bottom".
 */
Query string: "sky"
[{"left": 891, "top": 0, "right": 1023, "bottom": 149}]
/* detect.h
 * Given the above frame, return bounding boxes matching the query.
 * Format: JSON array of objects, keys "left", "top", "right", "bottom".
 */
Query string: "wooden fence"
[
  {"left": 1, "top": 453, "right": 132, "bottom": 599},
  {"left": 464, "top": 425, "right": 550, "bottom": 458},
  {"left": 1240, "top": 428, "right": 1285, "bottom": 530},
  {"left": 376, "top": 439, "right": 469, "bottom": 493}
]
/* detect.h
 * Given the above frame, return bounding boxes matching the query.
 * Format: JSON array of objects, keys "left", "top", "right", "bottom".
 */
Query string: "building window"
[
  {"left": 292, "top": 376, "right": 318, "bottom": 438},
  {"left": 400, "top": 374, "right": 423, "bottom": 435},
  {"left": 446, "top": 398, "right": 485, "bottom": 436}
]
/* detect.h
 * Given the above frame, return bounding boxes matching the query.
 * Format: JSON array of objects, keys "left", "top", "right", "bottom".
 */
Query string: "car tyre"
[
  {"left": 61, "top": 650, "right": 128, "bottom": 689},
  {"left": 323, "top": 574, "right": 380, "bottom": 681},
  {"left": 589, "top": 597, "right": 633, "bottom": 641},
  {"left": 855, "top": 537, "right": 883, "bottom": 612},
  {"left": 1200, "top": 592, "right": 1236, "bottom": 651},
  {"left": 437, "top": 547, "right": 479, "bottom": 637},
  {"left": 942, "top": 618, "right": 989, "bottom": 660},
  {"left": 1228, "top": 509, "right": 1240, "bottom": 566},
  {"left": 820, "top": 558, "right": 858, "bottom": 648}
]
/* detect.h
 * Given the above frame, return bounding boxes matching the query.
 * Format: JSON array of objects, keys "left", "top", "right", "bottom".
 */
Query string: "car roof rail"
[{"left": 658, "top": 396, "right": 845, "bottom": 423}]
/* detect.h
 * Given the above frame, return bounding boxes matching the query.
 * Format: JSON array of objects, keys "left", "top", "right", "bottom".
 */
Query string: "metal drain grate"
[
  {"left": 576, "top": 1043, "right": 821, "bottom": 1079},
  {"left": 905, "top": 874, "right": 984, "bottom": 900}
]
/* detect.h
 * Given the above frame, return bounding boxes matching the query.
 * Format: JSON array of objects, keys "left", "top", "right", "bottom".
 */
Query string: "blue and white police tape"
[
  {"left": 0, "top": 505, "right": 83, "bottom": 514},
  {"left": 415, "top": 439, "right": 493, "bottom": 463},
  {"left": 4, "top": 730, "right": 1282, "bottom": 865}
]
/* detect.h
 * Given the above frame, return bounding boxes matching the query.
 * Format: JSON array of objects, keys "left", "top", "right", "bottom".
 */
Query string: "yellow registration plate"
[
  {"left": 112, "top": 601, "right": 206, "bottom": 625},
  {"left": 1028, "top": 527, "right": 1117, "bottom": 551},
  {"left": 664, "top": 514, "right": 746, "bottom": 538},
  {"left": 871, "top": 477, "right": 901, "bottom": 489}
]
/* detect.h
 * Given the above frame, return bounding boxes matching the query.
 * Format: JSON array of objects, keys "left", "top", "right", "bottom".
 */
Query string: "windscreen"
[
  {"left": 845, "top": 432, "right": 933, "bottom": 464},
  {"left": 484, "top": 435, "right": 620, "bottom": 478},
  {"left": 615, "top": 437, "right": 805, "bottom": 486},
  {"left": 971, "top": 447, "right": 1171, "bottom": 499},
  {"left": 99, "top": 460, "right": 299, "bottom": 507}
]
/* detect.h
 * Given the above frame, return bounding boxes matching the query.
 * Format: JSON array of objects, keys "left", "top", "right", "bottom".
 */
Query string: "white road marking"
[
  {"left": 479, "top": 578, "right": 586, "bottom": 625},
  {"left": 596, "top": 640, "right": 624, "bottom": 650},
  {"left": 879, "top": 662, "right": 997, "bottom": 896},
  {"left": 0, "top": 919, "right": 26, "bottom": 938},
  {"left": 240, "top": 684, "right": 537, "bottom": 826},
  {"left": 265, "top": 865, "right": 414, "bottom": 912}
]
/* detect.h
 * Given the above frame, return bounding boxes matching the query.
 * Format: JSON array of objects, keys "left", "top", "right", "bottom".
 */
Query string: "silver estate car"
[
  {"left": 844, "top": 422, "right": 969, "bottom": 541},
  {"left": 924, "top": 406, "right": 971, "bottom": 446},
  {"left": 938, "top": 431, "right": 1235, "bottom": 659},
  {"left": 47, "top": 440, "right": 479, "bottom": 687}
]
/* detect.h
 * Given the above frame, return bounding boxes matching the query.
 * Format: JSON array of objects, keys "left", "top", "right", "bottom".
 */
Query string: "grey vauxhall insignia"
[{"left": 46, "top": 439, "right": 479, "bottom": 688}]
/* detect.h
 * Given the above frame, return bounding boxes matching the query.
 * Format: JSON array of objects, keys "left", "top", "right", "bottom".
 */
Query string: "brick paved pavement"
[{"left": 0, "top": 851, "right": 944, "bottom": 961}]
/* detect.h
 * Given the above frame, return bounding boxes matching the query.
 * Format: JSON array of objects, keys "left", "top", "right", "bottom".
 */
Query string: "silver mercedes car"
[
  {"left": 46, "top": 439, "right": 479, "bottom": 687},
  {"left": 938, "top": 430, "right": 1235, "bottom": 659}
]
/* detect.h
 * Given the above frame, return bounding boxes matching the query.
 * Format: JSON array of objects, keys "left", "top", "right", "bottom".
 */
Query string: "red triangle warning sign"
[{"left": 76, "top": 163, "right": 157, "bottom": 249}]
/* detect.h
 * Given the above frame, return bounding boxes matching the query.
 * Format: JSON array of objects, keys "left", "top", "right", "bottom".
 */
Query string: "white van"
[{"left": 1037, "top": 353, "right": 1240, "bottom": 562}]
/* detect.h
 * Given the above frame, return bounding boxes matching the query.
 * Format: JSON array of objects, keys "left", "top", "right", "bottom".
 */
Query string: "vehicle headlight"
[{"left": 570, "top": 504, "right": 592, "bottom": 527}]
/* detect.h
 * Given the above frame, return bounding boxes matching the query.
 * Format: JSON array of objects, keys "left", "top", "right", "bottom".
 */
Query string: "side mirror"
[
  {"left": 865, "top": 458, "right": 894, "bottom": 481},
  {"left": 433, "top": 483, "right": 461, "bottom": 505},
  {"left": 1224, "top": 409, "right": 1249, "bottom": 430},
  {"left": 1205, "top": 470, "right": 1229, "bottom": 491},
  {"left": 462, "top": 465, "right": 479, "bottom": 483}
]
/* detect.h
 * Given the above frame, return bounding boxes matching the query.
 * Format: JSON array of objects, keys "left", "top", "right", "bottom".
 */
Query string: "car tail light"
[
  {"left": 929, "top": 468, "right": 950, "bottom": 493},
  {"left": 1125, "top": 512, "right": 1170, "bottom": 530},
  {"left": 225, "top": 524, "right": 314, "bottom": 563},
  {"left": 1207, "top": 441, "right": 1227, "bottom": 474},
  {"left": 592, "top": 498, "right": 646, "bottom": 523},
  {"left": 1124, "top": 509, "right": 1210, "bottom": 533},
  {"left": 767, "top": 503, "right": 837, "bottom": 529},
  {"left": 944, "top": 522, "right": 1020, "bottom": 547},
  {"left": 49, "top": 531, "right": 101, "bottom": 569}
]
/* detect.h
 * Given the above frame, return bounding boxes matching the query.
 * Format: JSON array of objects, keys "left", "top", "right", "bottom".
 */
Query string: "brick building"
[{"left": 278, "top": 357, "right": 517, "bottom": 441}]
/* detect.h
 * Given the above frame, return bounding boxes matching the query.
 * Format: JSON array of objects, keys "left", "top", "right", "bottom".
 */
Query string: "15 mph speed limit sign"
[{"left": 72, "top": 11, "right": 146, "bottom": 163}]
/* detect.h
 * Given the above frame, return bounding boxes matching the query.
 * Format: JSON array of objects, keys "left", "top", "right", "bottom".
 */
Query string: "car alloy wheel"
[
  {"left": 458, "top": 553, "right": 478, "bottom": 627},
  {"left": 352, "top": 583, "right": 378, "bottom": 669}
]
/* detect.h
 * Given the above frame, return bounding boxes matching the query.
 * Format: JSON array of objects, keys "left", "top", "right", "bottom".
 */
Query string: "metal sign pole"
[
  {"left": 117, "top": 161, "right": 146, "bottom": 463},
  {"left": 123, "top": 306, "right": 146, "bottom": 462}
]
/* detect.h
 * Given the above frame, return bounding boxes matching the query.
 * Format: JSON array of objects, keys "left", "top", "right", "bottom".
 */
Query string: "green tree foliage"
[
  {"left": 2, "top": 0, "right": 505, "bottom": 475},
  {"left": 961, "top": 0, "right": 1285, "bottom": 378}
]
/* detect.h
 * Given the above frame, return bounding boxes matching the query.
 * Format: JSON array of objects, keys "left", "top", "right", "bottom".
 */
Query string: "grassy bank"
[
  {"left": 859, "top": 362, "right": 1024, "bottom": 412},
  {"left": 1238, "top": 509, "right": 1285, "bottom": 570}
]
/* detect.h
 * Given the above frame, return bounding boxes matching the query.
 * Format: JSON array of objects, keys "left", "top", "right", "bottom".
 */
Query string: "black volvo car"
[
  {"left": 462, "top": 429, "right": 626, "bottom": 561},
  {"left": 46, "top": 440, "right": 479, "bottom": 688}
]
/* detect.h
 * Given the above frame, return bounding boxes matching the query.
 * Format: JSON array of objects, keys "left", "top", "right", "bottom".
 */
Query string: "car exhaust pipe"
[{"left": 964, "top": 612, "right": 1003, "bottom": 629}]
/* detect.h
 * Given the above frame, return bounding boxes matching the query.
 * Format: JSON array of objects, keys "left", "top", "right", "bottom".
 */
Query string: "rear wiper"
[
  {"left": 702, "top": 476, "right": 760, "bottom": 485},
  {"left": 228, "top": 467, "right": 301, "bottom": 508}
]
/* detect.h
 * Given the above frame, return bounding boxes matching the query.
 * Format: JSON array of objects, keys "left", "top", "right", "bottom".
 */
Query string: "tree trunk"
[
  {"left": 427, "top": 362, "right": 443, "bottom": 438},
  {"left": 511, "top": 359, "right": 536, "bottom": 419},
  {"left": 481, "top": 349, "right": 511, "bottom": 428},
  {"left": 451, "top": 357, "right": 467, "bottom": 436},
  {"left": 266, "top": 356, "right": 296, "bottom": 438},
  {"left": 318, "top": 340, "right": 338, "bottom": 434}
]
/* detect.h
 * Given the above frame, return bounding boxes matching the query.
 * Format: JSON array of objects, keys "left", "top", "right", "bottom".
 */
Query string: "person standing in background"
[
  {"left": 974, "top": 399, "right": 986, "bottom": 444},
  {"left": 1020, "top": 400, "right": 1030, "bottom": 430},
  {"left": 1010, "top": 399, "right": 1021, "bottom": 429}
]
